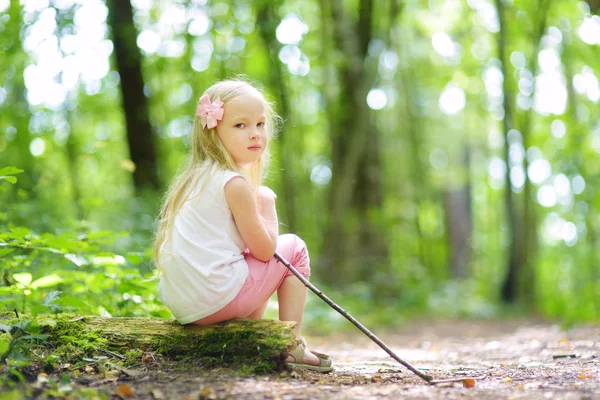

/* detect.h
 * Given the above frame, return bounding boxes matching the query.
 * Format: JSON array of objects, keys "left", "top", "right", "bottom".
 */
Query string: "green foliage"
[
  {"left": 0, "top": 224, "right": 169, "bottom": 320},
  {"left": 0, "top": 167, "right": 23, "bottom": 185},
  {"left": 0, "top": 318, "right": 48, "bottom": 391}
]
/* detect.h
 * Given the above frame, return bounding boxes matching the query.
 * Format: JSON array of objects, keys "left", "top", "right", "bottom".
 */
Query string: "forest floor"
[{"left": 6, "top": 318, "right": 600, "bottom": 399}]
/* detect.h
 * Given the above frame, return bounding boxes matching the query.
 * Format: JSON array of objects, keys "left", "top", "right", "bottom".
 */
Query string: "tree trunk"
[
  {"left": 320, "top": 0, "right": 387, "bottom": 284},
  {"left": 443, "top": 150, "right": 473, "bottom": 279},
  {"left": 563, "top": 31, "right": 598, "bottom": 316},
  {"left": 586, "top": 0, "right": 599, "bottom": 13},
  {"left": 396, "top": 30, "right": 431, "bottom": 276},
  {"left": 498, "top": 0, "right": 550, "bottom": 304},
  {"left": 4, "top": 0, "right": 35, "bottom": 195},
  {"left": 255, "top": 2, "right": 298, "bottom": 232},
  {"left": 64, "top": 109, "right": 85, "bottom": 221},
  {"left": 517, "top": 0, "right": 550, "bottom": 304},
  {"left": 495, "top": 0, "right": 521, "bottom": 304},
  {"left": 1, "top": 313, "right": 297, "bottom": 371},
  {"left": 106, "top": 0, "right": 160, "bottom": 192}
]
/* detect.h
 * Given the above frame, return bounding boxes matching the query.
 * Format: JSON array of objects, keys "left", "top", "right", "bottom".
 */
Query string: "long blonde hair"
[{"left": 153, "top": 79, "right": 280, "bottom": 271}]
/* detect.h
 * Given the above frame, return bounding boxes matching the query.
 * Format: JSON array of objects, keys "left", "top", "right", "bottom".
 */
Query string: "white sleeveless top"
[{"left": 158, "top": 165, "right": 248, "bottom": 324}]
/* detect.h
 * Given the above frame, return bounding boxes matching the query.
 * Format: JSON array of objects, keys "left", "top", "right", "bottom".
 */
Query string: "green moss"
[
  {"left": 1, "top": 313, "right": 296, "bottom": 374},
  {"left": 150, "top": 321, "right": 293, "bottom": 373},
  {"left": 123, "top": 349, "right": 142, "bottom": 366},
  {"left": 41, "top": 316, "right": 107, "bottom": 365}
]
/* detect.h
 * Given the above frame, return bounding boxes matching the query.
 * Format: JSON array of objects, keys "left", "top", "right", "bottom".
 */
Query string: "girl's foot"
[
  {"left": 285, "top": 338, "right": 333, "bottom": 373},
  {"left": 285, "top": 348, "right": 320, "bottom": 365}
]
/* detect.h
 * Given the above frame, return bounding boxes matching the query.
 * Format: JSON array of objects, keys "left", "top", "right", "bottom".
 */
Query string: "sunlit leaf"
[
  {"left": 12, "top": 272, "right": 32, "bottom": 286},
  {"left": 31, "top": 274, "right": 63, "bottom": 289},
  {"left": 0, "top": 167, "right": 24, "bottom": 185},
  {"left": 0, "top": 337, "right": 9, "bottom": 354},
  {"left": 125, "top": 253, "right": 143, "bottom": 265},
  {"left": 9, "top": 227, "right": 30, "bottom": 239},
  {"left": 0, "top": 167, "right": 24, "bottom": 176}
]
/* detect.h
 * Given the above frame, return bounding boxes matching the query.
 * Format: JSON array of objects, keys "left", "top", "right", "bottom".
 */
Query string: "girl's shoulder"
[{"left": 200, "top": 161, "right": 245, "bottom": 187}]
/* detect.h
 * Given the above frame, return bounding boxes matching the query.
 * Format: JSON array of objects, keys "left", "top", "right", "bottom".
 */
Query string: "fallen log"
[{"left": 0, "top": 312, "right": 297, "bottom": 373}]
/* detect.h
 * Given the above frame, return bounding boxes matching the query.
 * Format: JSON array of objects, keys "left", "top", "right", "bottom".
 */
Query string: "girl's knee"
[
  {"left": 279, "top": 233, "right": 306, "bottom": 248},
  {"left": 278, "top": 233, "right": 310, "bottom": 273}
]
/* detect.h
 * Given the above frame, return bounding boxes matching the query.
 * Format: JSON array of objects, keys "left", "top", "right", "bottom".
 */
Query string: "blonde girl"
[{"left": 154, "top": 79, "right": 332, "bottom": 372}]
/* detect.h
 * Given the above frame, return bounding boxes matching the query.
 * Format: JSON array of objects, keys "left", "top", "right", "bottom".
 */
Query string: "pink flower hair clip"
[{"left": 196, "top": 94, "right": 224, "bottom": 129}]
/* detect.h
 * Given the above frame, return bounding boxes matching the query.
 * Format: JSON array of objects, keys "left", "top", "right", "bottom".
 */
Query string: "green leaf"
[
  {"left": 9, "top": 227, "right": 30, "bottom": 239},
  {"left": 0, "top": 248, "right": 15, "bottom": 258},
  {"left": 42, "top": 290, "right": 63, "bottom": 305},
  {"left": 31, "top": 274, "right": 63, "bottom": 289},
  {"left": 13, "top": 320, "right": 32, "bottom": 331},
  {"left": 0, "top": 167, "right": 24, "bottom": 176},
  {"left": 0, "top": 176, "right": 17, "bottom": 184},
  {"left": 26, "top": 320, "right": 40, "bottom": 334},
  {"left": 125, "top": 253, "right": 143, "bottom": 266},
  {"left": 12, "top": 272, "right": 32, "bottom": 286},
  {"left": 0, "top": 337, "right": 9, "bottom": 354}
]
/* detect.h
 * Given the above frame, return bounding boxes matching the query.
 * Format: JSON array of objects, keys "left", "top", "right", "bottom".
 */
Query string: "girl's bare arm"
[{"left": 225, "top": 177, "right": 278, "bottom": 261}]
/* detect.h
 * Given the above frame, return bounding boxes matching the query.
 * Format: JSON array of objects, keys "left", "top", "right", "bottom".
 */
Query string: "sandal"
[{"left": 286, "top": 337, "right": 334, "bottom": 373}]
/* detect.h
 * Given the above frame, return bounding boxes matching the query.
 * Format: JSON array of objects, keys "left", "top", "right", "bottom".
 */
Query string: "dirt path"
[{"left": 12, "top": 319, "right": 600, "bottom": 399}]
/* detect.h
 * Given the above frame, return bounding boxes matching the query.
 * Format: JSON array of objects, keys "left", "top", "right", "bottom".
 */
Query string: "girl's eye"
[
  {"left": 234, "top": 123, "right": 245, "bottom": 128},
  {"left": 257, "top": 122, "right": 265, "bottom": 128}
]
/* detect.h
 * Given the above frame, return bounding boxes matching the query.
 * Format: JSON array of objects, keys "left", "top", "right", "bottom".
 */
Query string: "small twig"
[
  {"left": 274, "top": 251, "right": 433, "bottom": 383},
  {"left": 13, "top": 309, "right": 19, "bottom": 318},
  {"left": 552, "top": 354, "right": 577, "bottom": 359},
  {"left": 428, "top": 375, "right": 486, "bottom": 385},
  {"left": 98, "top": 348, "right": 126, "bottom": 360}
]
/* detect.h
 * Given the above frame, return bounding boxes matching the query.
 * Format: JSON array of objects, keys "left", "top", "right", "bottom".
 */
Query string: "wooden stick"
[
  {"left": 274, "top": 251, "right": 433, "bottom": 383},
  {"left": 428, "top": 375, "right": 486, "bottom": 385}
]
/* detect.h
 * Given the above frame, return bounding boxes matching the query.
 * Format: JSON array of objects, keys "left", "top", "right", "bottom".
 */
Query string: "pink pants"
[{"left": 191, "top": 234, "right": 311, "bottom": 325}]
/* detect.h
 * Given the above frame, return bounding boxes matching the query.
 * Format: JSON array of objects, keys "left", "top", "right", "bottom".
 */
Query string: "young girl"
[{"left": 153, "top": 79, "right": 332, "bottom": 372}]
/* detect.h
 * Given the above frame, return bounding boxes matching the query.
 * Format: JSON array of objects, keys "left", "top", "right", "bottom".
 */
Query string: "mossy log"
[{"left": 0, "top": 313, "right": 297, "bottom": 372}]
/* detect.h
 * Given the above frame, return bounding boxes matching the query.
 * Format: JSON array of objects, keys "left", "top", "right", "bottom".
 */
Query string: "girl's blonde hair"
[{"left": 153, "top": 79, "right": 280, "bottom": 271}]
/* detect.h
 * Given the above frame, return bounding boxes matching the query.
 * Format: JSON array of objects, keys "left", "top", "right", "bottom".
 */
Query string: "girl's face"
[{"left": 216, "top": 93, "right": 267, "bottom": 167}]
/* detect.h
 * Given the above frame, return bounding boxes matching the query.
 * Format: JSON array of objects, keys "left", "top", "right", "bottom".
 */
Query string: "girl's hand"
[
  {"left": 257, "top": 186, "right": 277, "bottom": 219},
  {"left": 258, "top": 185, "right": 277, "bottom": 205}
]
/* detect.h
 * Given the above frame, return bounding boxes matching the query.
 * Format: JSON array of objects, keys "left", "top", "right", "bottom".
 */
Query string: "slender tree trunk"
[
  {"left": 255, "top": 1, "right": 297, "bottom": 232},
  {"left": 321, "top": 0, "right": 387, "bottom": 284},
  {"left": 495, "top": 0, "right": 521, "bottom": 303},
  {"left": 586, "top": 0, "right": 599, "bottom": 13},
  {"left": 63, "top": 104, "right": 85, "bottom": 221},
  {"left": 563, "top": 31, "right": 598, "bottom": 316},
  {"left": 5, "top": 0, "right": 35, "bottom": 194},
  {"left": 517, "top": 0, "right": 550, "bottom": 304},
  {"left": 444, "top": 149, "right": 473, "bottom": 279},
  {"left": 106, "top": 0, "right": 160, "bottom": 192},
  {"left": 397, "top": 55, "right": 430, "bottom": 274}
]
